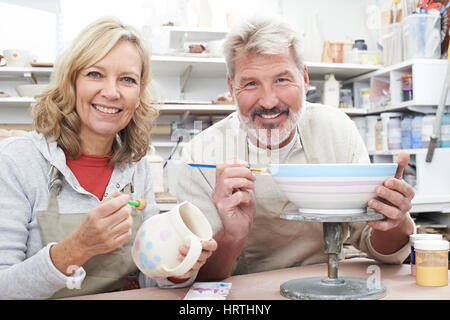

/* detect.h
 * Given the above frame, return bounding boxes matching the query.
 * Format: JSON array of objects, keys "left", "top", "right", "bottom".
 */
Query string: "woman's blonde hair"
[{"left": 32, "top": 16, "right": 159, "bottom": 166}]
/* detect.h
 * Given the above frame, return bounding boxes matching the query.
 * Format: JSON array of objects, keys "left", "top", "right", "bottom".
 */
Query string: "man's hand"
[
  {"left": 367, "top": 151, "right": 415, "bottom": 254},
  {"left": 367, "top": 151, "right": 415, "bottom": 231},
  {"left": 212, "top": 158, "right": 256, "bottom": 241}
]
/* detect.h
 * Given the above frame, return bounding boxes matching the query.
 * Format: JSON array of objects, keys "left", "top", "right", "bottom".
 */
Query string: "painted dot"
[
  {"left": 139, "top": 252, "right": 156, "bottom": 270},
  {"left": 146, "top": 241, "right": 153, "bottom": 250},
  {"left": 160, "top": 230, "right": 172, "bottom": 241},
  {"left": 154, "top": 255, "right": 161, "bottom": 262},
  {"left": 140, "top": 230, "right": 146, "bottom": 238},
  {"left": 134, "top": 239, "right": 140, "bottom": 251}
]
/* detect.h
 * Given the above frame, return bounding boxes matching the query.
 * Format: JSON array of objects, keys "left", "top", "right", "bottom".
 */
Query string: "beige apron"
[{"left": 36, "top": 165, "right": 142, "bottom": 299}]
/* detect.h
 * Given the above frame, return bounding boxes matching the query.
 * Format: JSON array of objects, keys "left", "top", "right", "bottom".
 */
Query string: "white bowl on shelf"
[{"left": 15, "top": 84, "right": 47, "bottom": 98}]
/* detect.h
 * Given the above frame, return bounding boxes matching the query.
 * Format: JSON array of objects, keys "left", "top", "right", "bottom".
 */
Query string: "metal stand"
[{"left": 280, "top": 210, "right": 387, "bottom": 300}]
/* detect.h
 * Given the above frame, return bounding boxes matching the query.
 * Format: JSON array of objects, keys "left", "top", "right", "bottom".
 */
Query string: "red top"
[{"left": 65, "top": 151, "right": 114, "bottom": 201}]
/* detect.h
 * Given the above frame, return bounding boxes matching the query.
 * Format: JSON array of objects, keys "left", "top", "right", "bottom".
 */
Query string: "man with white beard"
[{"left": 172, "top": 15, "right": 415, "bottom": 281}]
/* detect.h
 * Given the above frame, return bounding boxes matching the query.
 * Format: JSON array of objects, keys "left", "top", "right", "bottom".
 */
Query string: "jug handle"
[{"left": 161, "top": 235, "right": 202, "bottom": 277}]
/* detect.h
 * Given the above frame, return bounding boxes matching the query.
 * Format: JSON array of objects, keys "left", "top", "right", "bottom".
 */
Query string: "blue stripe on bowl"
[{"left": 268, "top": 163, "right": 397, "bottom": 177}]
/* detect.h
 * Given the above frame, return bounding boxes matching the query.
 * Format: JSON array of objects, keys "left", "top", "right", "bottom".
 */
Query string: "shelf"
[
  {"left": 158, "top": 103, "right": 235, "bottom": 114},
  {"left": 0, "top": 66, "right": 53, "bottom": 77},
  {"left": 151, "top": 142, "right": 188, "bottom": 148},
  {"left": 368, "top": 148, "right": 448, "bottom": 156},
  {"left": 305, "top": 62, "right": 382, "bottom": 81},
  {"left": 151, "top": 55, "right": 227, "bottom": 77},
  {"left": 343, "top": 59, "right": 448, "bottom": 84},
  {"left": 0, "top": 97, "right": 35, "bottom": 108}
]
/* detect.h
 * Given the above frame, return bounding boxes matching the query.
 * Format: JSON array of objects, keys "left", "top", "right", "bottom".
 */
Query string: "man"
[{"left": 171, "top": 15, "right": 415, "bottom": 281}]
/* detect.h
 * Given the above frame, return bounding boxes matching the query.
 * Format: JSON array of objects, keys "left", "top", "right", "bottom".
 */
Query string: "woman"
[{"left": 0, "top": 17, "right": 216, "bottom": 299}]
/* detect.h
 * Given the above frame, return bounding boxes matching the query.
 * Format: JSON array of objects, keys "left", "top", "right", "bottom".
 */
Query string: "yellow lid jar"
[{"left": 415, "top": 240, "right": 449, "bottom": 287}]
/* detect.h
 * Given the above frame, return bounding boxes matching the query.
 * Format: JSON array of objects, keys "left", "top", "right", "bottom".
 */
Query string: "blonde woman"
[{"left": 0, "top": 17, "right": 216, "bottom": 299}]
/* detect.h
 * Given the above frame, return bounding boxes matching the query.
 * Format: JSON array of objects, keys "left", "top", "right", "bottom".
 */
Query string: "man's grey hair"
[{"left": 223, "top": 14, "right": 304, "bottom": 82}]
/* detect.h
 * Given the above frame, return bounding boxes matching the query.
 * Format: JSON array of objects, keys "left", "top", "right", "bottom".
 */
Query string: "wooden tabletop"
[{"left": 65, "top": 258, "right": 450, "bottom": 300}]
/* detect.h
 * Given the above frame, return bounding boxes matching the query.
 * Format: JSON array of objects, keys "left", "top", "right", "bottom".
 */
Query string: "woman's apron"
[{"left": 36, "top": 165, "right": 142, "bottom": 299}]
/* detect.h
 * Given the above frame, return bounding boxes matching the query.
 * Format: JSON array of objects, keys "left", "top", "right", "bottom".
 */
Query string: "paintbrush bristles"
[
  {"left": 135, "top": 199, "right": 146, "bottom": 210},
  {"left": 250, "top": 167, "right": 269, "bottom": 173}
]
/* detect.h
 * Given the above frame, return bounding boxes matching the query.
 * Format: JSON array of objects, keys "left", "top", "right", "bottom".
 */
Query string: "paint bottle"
[
  {"left": 441, "top": 113, "right": 450, "bottom": 148},
  {"left": 375, "top": 119, "right": 383, "bottom": 151},
  {"left": 409, "top": 234, "right": 443, "bottom": 276},
  {"left": 411, "top": 115, "right": 423, "bottom": 148},
  {"left": 401, "top": 116, "right": 413, "bottom": 149},
  {"left": 323, "top": 73, "right": 340, "bottom": 107},
  {"left": 415, "top": 239, "right": 449, "bottom": 287},
  {"left": 421, "top": 115, "right": 436, "bottom": 148},
  {"left": 388, "top": 115, "right": 402, "bottom": 150}
]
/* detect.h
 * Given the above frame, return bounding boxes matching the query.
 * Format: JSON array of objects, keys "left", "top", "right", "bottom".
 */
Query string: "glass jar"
[{"left": 415, "top": 239, "right": 449, "bottom": 287}]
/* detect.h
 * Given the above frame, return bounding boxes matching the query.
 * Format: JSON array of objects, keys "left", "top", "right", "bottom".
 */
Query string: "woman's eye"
[
  {"left": 87, "top": 71, "right": 101, "bottom": 78},
  {"left": 122, "top": 76, "right": 137, "bottom": 84}
]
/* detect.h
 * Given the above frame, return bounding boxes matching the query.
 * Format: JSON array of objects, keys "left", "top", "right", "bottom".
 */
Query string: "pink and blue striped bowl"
[{"left": 268, "top": 163, "right": 398, "bottom": 215}]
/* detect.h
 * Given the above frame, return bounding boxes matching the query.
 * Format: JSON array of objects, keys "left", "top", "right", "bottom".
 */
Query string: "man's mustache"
[{"left": 250, "top": 106, "right": 290, "bottom": 121}]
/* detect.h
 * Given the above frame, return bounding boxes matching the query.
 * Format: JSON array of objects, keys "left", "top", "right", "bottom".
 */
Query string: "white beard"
[{"left": 237, "top": 92, "right": 306, "bottom": 148}]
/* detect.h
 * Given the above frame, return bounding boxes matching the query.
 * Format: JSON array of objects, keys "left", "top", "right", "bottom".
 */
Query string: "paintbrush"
[{"left": 187, "top": 163, "right": 269, "bottom": 173}]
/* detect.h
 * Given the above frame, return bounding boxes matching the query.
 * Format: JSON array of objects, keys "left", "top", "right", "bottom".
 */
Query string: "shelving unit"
[{"left": 344, "top": 59, "right": 450, "bottom": 218}]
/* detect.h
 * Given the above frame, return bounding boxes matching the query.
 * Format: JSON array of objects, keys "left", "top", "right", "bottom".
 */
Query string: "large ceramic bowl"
[
  {"left": 15, "top": 84, "right": 47, "bottom": 98},
  {"left": 268, "top": 163, "right": 398, "bottom": 215}
]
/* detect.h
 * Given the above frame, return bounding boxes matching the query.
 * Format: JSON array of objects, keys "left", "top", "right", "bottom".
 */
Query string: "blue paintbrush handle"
[{"left": 188, "top": 163, "right": 217, "bottom": 168}]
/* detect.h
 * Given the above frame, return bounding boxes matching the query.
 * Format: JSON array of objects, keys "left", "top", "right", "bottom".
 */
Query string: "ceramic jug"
[{"left": 132, "top": 201, "right": 212, "bottom": 278}]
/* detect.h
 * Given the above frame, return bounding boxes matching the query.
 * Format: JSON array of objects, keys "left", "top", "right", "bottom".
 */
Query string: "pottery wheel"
[{"left": 279, "top": 209, "right": 386, "bottom": 300}]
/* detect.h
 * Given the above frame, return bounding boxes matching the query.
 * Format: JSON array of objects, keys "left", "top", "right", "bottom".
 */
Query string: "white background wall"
[{"left": 0, "top": 0, "right": 377, "bottom": 63}]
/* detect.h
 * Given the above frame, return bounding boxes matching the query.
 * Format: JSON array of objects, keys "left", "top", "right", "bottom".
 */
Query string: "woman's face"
[{"left": 75, "top": 40, "right": 142, "bottom": 153}]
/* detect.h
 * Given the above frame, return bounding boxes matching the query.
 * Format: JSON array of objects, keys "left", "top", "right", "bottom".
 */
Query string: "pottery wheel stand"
[{"left": 280, "top": 210, "right": 386, "bottom": 300}]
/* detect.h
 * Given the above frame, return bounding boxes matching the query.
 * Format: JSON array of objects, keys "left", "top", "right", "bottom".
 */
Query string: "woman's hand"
[
  {"left": 167, "top": 239, "right": 218, "bottom": 283},
  {"left": 50, "top": 191, "right": 133, "bottom": 275}
]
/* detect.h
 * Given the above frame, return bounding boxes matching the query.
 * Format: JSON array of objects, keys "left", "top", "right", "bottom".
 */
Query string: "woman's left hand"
[{"left": 168, "top": 239, "right": 218, "bottom": 283}]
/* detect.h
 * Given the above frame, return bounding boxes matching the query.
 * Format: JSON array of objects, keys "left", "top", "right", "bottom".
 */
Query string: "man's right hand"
[{"left": 212, "top": 159, "right": 256, "bottom": 241}]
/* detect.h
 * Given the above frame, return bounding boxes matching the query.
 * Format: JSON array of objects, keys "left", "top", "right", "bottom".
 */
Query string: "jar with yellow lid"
[{"left": 415, "top": 239, "right": 449, "bottom": 287}]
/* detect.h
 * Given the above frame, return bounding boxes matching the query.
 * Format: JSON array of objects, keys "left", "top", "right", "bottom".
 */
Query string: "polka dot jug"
[{"left": 132, "top": 201, "right": 212, "bottom": 278}]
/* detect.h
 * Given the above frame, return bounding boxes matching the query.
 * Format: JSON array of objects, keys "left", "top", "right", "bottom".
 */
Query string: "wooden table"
[{"left": 66, "top": 258, "right": 450, "bottom": 300}]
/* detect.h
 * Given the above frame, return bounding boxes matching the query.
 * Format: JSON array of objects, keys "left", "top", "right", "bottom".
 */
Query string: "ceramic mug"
[
  {"left": 2, "top": 49, "right": 37, "bottom": 67},
  {"left": 132, "top": 201, "right": 212, "bottom": 278}
]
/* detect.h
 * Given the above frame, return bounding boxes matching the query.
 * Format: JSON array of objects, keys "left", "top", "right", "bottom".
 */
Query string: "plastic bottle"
[
  {"left": 440, "top": 113, "right": 450, "bottom": 148},
  {"left": 421, "top": 115, "right": 436, "bottom": 148},
  {"left": 415, "top": 239, "right": 449, "bottom": 287},
  {"left": 388, "top": 115, "right": 402, "bottom": 150},
  {"left": 411, "top": 115, "right": 423, "bottom": 148},
  {"left": 401, "top": 116, "right": 413, "bottom": 149},
  {"left": 375, "top": 119, "right": 383, "bottom": 151},
  {"left": 322, "top": 73, "right": 340, "bottom": 107},
  {"left": 409, "top": 234, "right": 443, "bottom": 276},
  {"left": 365, "top": 116, "right": 379, "bottom": 152}
]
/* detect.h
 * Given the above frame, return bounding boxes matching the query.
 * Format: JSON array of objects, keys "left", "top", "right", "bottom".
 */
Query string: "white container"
[
  {"left": 360, "top": 89, "right": 371, "bottom": 109},
  {"left": 414, "top": 239, "right": 449, "bottom": 287},
  {"left": 409, "top": 234, "right": 443, "bottom": 276},
  {"left": 322, "top": 73, "right": 340, "bottom": 107},
  {"left": 365, "top": 116, "right": 379, "bottom": 152},
  {"left": 421, "top": 115, "right": 436, "bottom": 148},
  {"left": 388, "top": 116, "right": 402, "bottom": 150}
]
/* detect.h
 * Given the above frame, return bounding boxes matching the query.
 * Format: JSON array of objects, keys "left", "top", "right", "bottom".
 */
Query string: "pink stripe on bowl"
[
  {"left": 274, "top": 180, "right": 382, "bottom": 187},
  {"left": 282, "top": 190, "right": 374, "bottom": 195}
]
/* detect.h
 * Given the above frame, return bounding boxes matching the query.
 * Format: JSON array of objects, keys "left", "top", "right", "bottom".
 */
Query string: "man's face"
[{"left": 228, "top": 47, "right": 309, "bottom": 148}]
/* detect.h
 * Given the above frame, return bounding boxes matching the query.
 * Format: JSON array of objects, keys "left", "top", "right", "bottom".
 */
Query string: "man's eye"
[
  {"left": 276, "top": 78, "right": 289, "bottom": 83},
  {"left": 245, "top": 81, "right": 256, "bottom": 87}
]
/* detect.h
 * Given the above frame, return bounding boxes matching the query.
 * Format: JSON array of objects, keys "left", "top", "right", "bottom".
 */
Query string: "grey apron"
[{"left": 36, "top": 165, "right": 142, "bottom": 299}]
